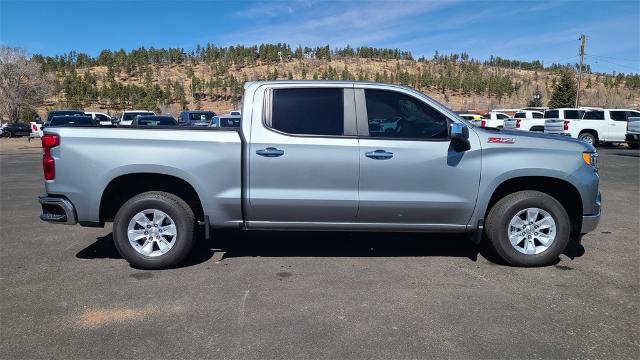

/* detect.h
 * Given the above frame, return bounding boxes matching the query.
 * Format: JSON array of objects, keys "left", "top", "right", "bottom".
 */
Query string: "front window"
[
  {"left": 514, "top": 112, "right": 526, "bottom": 118},
  {"left": 610, "top": 111, "right": 627, "bottom": 121},
  {"left": 270, "top": 88, "right": 344, "bottom": 136},
  {"left": 564, "top": 110, "right": 581, "bottom": 119},
  {"left": 364, "top": 89, "right": 448, "bottom": 140},
  {"left": 532, "top": 112, "right": 543, "bottom": 118}
]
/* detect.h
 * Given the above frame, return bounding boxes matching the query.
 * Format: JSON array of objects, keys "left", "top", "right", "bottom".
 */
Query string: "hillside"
[{"left": 35, "top": 45, "right": 640, "bottom": 117}]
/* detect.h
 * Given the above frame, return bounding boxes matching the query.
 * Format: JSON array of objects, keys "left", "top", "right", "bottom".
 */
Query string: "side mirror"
[
  {"left": 450, "top": 123, "right": 471, "bottom": 152},
  {"left": 110, "top": 117, "right": 119, "bottom": 124}
]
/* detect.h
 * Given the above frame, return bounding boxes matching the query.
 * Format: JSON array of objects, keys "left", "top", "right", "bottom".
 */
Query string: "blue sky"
[{"left": 1, "top": 0, "right": 638, "bottom": 73}]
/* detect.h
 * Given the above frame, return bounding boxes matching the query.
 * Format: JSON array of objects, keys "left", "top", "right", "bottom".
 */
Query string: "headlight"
[{"left": 582, "top": 151, "right": 598, "bottom": 171}]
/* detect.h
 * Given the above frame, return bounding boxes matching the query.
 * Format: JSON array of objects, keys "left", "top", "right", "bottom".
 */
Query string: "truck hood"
[{"left": 473, "top": 127, "right": 596, "bottom": 152}]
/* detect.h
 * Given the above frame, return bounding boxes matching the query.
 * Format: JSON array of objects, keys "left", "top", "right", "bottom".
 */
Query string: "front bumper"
[
  {"left": 581, "top": 191, "right": 601, "bottom": 234},
  {"left": 38, "top": 195, "right": 77, "bottom": 225}
]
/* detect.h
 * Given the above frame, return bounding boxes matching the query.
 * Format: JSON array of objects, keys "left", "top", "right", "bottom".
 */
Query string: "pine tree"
[{"left": 547, "top": 71, "right": 577, "bottom": 108}]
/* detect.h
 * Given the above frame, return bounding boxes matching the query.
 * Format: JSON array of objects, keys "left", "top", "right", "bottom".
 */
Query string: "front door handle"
[
  {"left": 256, "top": 147, "right": 284, "bottom": 157},
  {"left": 365, "top": 149, "right": 394, "bottom": 160}
]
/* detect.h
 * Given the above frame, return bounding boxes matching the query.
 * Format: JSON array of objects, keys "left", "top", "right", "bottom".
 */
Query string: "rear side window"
[
  {"left": 514, "top": 112, "right": 526, "bottom": 118},
  {"left": 496, "top": 113, "right": 508, "bottom": 119},
  {"left": 532, "top": 112, "right": 543, "bottom": 118},
  {"left": 564, "top": 110, "right": 581, "bottom": 119},
  {"left": 583, "top": 111, "right": 604, "bottom": 120},
  {"left": 544, "top": 110, "right": 559, "bottom": 118},
  {"left": 270, "top": 88, "right": 344, "bottom": 136},
  {"left": 364, "top": 89, "right": 448, "bottom": 140},
  {"left": 610, "top": 111, "right": 627, "bottom": 121}
]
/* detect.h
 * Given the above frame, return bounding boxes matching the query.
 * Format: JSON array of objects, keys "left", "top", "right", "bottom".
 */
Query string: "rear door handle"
[
  {"left": 365, "top": 150, "right": 394, "bottom": 160},
  {"left": 256, "top": 147, "right": 284, "bottom": 157}
]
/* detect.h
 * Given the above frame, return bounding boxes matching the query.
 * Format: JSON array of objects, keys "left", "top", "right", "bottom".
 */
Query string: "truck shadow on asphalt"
[{"left": 76, "top": 230, "right": 585, "bottom": 269}]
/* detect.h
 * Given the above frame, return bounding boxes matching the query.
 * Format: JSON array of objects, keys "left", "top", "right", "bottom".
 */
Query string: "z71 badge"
[{"left": 488, "top": 137, "right": 515, "bottom": 144}]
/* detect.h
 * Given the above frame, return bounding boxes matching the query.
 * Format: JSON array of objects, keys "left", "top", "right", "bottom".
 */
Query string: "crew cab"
[
  {"left": 38, "top": 81, "right": 601, "bottom": 269},
  {"left": 545, "top": 108, "right": 640, "bottom": 146}
]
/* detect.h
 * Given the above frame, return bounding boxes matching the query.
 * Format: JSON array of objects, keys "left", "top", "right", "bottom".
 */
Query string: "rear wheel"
[
  {"left": 485, "top": 191, "right": 570, "bottom": 267},
  {"left": 113, "top": 191, "right": 195, "bottom": 269},
  {"left": 578, "top": 132, "right": 597, "bottom": 145}
]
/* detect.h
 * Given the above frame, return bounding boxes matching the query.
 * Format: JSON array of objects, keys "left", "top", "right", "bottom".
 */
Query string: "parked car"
[
  {"left": 85, "top": 111, "right": 113, "bottom": 125},
  {"left": 210, "top": 115, "right": 241, "bottom": 128},
  {"left": 1, "top": 122, "right": 32, "bottom": 137},
  {"left": 625, "top": 116, "right": 640, "bottom": 149},
  {"left": 46, "top": 115, "right": 95, "bottom": 128},
  {"left": 178, "top": 111, "right": 216, "bottom": 126},
  {"left": 38, "top": 81, "right": 600, "bottom": 269},
  {"left": 229, "top": 111, "right": 241, "bottom": 116},
  {"left": 133, "top": 115, "right": 178, "bottom": 126},
  {"left": 480, "top": 112, "right": 510, "bottom": 128},
  {"left": 545, "top": 109, "right": 640, "bottom": 146},
  {"left": 119, "top": 110, "right": 155, "bottom": 125}
]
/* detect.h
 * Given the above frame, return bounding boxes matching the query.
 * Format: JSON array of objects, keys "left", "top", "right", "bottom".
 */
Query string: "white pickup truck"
[
  {"left": 503, "top": 110, "right": 545, "bottom": 131},
  {"left": 545, "top": 109, "right": 640, "bottom": 146},
  {"left": 480, "top": 112, "right": 510, "bottom": 128}
]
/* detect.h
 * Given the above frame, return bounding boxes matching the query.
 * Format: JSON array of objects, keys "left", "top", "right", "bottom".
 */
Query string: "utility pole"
[{"left": 576, "top": 34, "right": 586, "bottom": 107}]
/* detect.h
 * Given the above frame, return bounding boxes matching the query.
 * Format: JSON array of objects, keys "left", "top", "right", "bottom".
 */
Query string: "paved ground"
[{"left": 0, "top": 137, "right": 638, "bottom": 359}]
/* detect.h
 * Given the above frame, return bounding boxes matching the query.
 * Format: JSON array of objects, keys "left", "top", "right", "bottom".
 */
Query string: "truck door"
[
  {"left": 247, "top": 85, "right": 360, "bottom": 224},
  {"left": 609, "top": 110, "right": 630, "bottom": 142},
  {"left": 354, "top": 87, "right": 481, "bottom": 228}
]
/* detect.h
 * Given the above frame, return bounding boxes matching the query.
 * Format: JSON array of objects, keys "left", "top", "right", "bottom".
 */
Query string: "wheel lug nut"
[
  {"left": 144, "top": 231, "right": 148, "bottom": 235},
  {"left": 146, "top": 225, "right": 151, "bottom": 228},
  {"left": 159, "top": 229, "right": 163, "bottom": 233}
]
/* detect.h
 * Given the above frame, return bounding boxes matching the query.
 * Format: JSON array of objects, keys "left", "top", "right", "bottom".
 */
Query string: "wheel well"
[
  {"left": 486, "top": 177, "right": 583, "bottom": 235},
  {"left": 100, "top": 173, "right": 204, "bottom": 223},
  {"left": 579, "top": 129, "right": 598, "bottom": 140}
]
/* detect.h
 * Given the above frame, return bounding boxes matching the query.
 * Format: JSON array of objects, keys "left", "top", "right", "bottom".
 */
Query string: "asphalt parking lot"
[{"left": 0, "top": 138, "right": 638, "bottom": 359}]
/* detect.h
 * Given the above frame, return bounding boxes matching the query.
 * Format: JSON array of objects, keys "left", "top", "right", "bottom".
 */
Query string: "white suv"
[{"left": 545, "top": 108, "right": 640, "bottom": 145}]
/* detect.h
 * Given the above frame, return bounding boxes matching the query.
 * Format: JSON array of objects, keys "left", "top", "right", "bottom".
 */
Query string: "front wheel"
[
  {"left": 485, "top": 191, "right": 570, "bottom": 267},
  {"left": 113, "top": 191, "right": 195, "bottom": 269}
]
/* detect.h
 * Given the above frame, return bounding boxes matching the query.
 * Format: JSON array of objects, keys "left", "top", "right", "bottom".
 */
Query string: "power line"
[
  {"left": 586, "top": 56, "right": 640, "bottom": 72},
  {"left": 585, "top": 53, "right": 637, "bottom": 63}
]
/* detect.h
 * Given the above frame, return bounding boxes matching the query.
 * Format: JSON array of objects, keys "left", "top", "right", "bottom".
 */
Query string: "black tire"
[
  {"left": 485, "top": 190, "right": 570, "bottom": 267},
  {"left": 113, "top": 191, "right": 195, "bottom": 269},
  {"left": 628, "top": 142, "right": 639, "bottom": 149},
  {"left": 578, "top": 132, "right": 597, "bottom": 146}
]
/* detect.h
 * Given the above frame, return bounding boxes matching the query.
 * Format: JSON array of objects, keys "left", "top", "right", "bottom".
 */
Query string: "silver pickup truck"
[{"left": 38, "top": 81, "right": 601, "bottom": 269}]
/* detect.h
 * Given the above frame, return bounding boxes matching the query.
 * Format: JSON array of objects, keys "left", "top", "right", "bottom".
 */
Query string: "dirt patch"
[
  {"left": 0, "top": 138, "right": 42, "bottom": 155},
  {"left": 74, "top": 303, "right": 185, "bottom": 328}
]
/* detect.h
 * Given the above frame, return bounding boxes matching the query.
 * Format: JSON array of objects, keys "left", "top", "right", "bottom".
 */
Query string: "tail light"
[
  {"left": 516, "top": 119, "right": 521, "bottom": 128},
  {"left": 41, "top": 134, "right": 60, "bottom": 180},
  {"left": 563, "top": 120, "right": 570, "bottom": 131},
  {"left": 481, "top": 120, "right": 486, "bottom": 127}
]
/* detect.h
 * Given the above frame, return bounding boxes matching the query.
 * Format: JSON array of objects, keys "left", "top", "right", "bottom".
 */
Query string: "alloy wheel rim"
[
  {"left": 507, "top": 207, "right": 556, "bottom": 255},
  {"left": 127, "top": 209, "right": 177, "bottom": 257},
  {"left": 580, "top": 135, "right": 593, "bottom": 144}
]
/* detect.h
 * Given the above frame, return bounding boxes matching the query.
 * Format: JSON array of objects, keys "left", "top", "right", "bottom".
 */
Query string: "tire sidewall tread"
[
  {"left": 485, "top": 190, "right": 571, "bottom": 267},
  {"left": 113, "top": 191, "right": 195, "bottom": 269}
]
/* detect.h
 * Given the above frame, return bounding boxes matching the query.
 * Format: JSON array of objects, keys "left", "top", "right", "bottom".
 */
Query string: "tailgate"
[
  {"left": 503, "top": 119, "right": 518, "bottom": 130},
  {"left": 544, "top": 119, "right": 566, "bottom": 134}
]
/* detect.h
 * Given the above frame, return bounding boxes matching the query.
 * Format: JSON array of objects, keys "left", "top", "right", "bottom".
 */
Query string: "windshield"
[
  {"left": 136, "top": 117, "right": 177, "bottom": 126},
  {"left": 47, "top": 110, "right": 84, "bottom": 121},
  {"left": 123, "top": 112, "right": 154, "bottom": 121},
  {"left": 50, "top": 116, "right": 94, "bottom": 126},
  {"left": 189, "top": 112, "right": 215, "bottom": 121}
]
